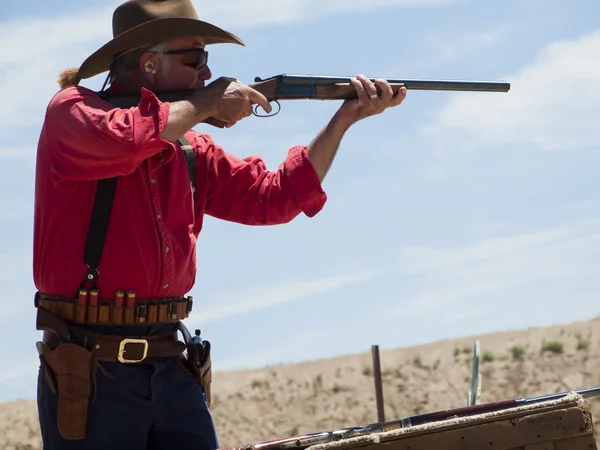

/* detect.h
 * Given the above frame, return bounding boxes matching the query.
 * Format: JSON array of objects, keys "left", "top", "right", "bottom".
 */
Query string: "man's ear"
[
  {"left": 144, "top": 61, "right": 156, "bottom": 74},
  {"left": 139, "top": 53, "right": 157, "bottom": 76}
]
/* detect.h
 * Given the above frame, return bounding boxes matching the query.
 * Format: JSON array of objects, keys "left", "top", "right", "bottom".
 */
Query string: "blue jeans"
[{"left": 37, "top": 325, "right": 218, "bottom": 450}]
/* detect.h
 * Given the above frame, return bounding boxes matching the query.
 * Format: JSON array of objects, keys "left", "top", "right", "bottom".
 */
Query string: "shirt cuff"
[
  {"left": 138, "top": 88, "right": 176, "bottom": 158},
  {"left": 283, "top": 146, "right": 328, "bottom": 217}
]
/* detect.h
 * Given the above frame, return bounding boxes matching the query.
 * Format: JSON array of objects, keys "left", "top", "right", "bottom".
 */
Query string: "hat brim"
[{"left": 78, "top": 17, "right": 244, "bottom": 79}]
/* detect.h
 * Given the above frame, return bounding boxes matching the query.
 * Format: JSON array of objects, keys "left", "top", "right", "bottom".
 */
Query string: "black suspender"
[
  {"left": 179, "top": 137, "right": 196, "bottom": 196},
  {"left": 80, "top": 177, "right": 117, "bottom": 290},
  {"left": 79, "top": 137, "right": 195, "bottom": 291}
]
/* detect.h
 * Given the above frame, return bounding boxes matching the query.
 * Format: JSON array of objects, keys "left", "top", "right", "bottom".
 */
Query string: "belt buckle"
[{"left": 117, "top": 338, "right": 148, "bottom": 363}]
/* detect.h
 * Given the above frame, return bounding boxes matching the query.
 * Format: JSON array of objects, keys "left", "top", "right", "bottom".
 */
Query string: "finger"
[
  {"left": 244, "top": 102, "right": 254, "bottom": 118},
  {"left": 391, "top": 85, "right": 407, "bottom": 106},
  {"left": 248, "top": 88, "right": 272, "bottom": 114},
  {"left": 350, "top": 77, "right": 368, "bottom": 102},
  {"left": 374, "top": 79, "right": 393, "bottom": 103},
  {"left": 357, "top": 74, "right": 378, "bottom": 101}
]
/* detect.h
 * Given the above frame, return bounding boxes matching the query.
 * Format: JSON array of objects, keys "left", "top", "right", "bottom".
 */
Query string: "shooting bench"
[{"left": 307, "top": 393, "right": 596, "bottom": 450}]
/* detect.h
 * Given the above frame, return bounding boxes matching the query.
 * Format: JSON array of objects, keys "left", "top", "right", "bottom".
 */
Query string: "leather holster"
[
  {"left": 42, "top": 343, "right": 95, "bottom": 440},
  {"left": 181, "top": 341, "right": 213, "bottom": 407}
]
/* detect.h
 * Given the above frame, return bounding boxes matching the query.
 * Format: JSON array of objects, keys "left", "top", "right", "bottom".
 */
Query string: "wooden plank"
[
  {"left": 554, "top": 434, "right": 597, "bottom": 450},
  {"left": 326, "top": 405, "right": 593, "bottom": 450},
  {"left": 525, "top": 442, "right": 555, "bottom": 450}
]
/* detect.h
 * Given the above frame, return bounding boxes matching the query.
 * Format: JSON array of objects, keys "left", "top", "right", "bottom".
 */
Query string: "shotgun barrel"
[{"left": 257, "top": 73, "right": 511, "bottom": 93}]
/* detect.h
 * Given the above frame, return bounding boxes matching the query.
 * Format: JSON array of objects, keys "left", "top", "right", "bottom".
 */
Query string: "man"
[{"left": 33, "top": 0, "right": 407, "bottom": 449}]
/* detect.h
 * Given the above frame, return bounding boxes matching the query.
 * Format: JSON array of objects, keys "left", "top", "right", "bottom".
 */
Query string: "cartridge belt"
[{"left": 35, "top": 292, "right": 193, "bottom": 326}]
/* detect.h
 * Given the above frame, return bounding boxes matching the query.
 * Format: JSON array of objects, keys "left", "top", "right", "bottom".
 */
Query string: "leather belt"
[{"left": 44, "top": 328, "right": 186, "bottom": 364}]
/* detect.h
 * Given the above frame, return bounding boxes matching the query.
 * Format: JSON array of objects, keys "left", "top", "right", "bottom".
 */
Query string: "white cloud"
[
  {"left": 0, "top": 250, "right": 35, "bottom": 319},
  {"left": 0, "top": 357, "right": 38, "bottom": 384},
  {"left": 200, "top": 269, "right": 384, "bottom": 323},
  {"left": 392, "top": 218, "right": 600, "bottom": 320},
  {"left": 390, "top": 20, "right": 519, "bottom": 74},
  {"left": 215, "top": 331, "right": 325, "bottom": 370},
  {"left": 0, "top": 146, "right": 37, "bottom": 160},
  {"left": 0, "top": 251, "right": 31, "bottom": 285},
  {"left": 0, "top": 6, "right": 117, "bottom": 129},
  {"left": 424, "top": 21, "right": 516, "bottom": 61},
  {"left": 401, "top": 218, "right": 600, "bottom": 275},
  {"left": 421, "top": 29, "right": 600, "bottom": 151},
  {"left": 201, "top": 0, "right": 465, "bottom": 28},
  {"left": 579, "top": 200, "right": 600, "bottom": 211}
]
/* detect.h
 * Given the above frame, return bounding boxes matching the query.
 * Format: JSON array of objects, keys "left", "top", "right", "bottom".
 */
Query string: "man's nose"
[{"left": 199, "top": 64, "right": 211, "bottom": 80}]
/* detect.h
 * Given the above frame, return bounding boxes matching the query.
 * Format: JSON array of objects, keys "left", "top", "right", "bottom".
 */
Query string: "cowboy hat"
[{"left": 62, "top": 0, "right": 244, "bottom": 85}]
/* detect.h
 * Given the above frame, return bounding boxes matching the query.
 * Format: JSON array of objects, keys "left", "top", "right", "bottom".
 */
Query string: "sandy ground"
[{"left": 2, "top": 317, "right": 600, "bottom": 449}]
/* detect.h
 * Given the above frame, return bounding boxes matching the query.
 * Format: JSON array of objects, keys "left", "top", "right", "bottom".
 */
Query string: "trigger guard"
[{"left": 253, "top": 100, "right": 281, "bottom": 118}]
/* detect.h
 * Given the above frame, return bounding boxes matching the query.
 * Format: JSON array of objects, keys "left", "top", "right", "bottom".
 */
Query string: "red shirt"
[{"left": 33, "top": 85, "right": 327, "bottom": 301}]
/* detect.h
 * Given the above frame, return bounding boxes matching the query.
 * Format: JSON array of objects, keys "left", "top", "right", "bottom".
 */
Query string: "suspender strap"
[
  {"left": 80, "top": 177, "right": 116, "bottom": 289},
  {"left": 178, "top": 137, "right": 196, "bottom": 197},
  {"left": 79, "top": 138, "right": 196, "bottom": 290}
]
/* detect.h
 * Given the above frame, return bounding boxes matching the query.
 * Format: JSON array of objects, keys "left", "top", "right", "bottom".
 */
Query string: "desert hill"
[{"left": 2, "top": 317, "right": 600, "bottom": 449}]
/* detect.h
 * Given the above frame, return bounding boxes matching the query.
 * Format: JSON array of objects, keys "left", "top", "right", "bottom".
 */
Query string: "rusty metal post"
[{"left": 371, "top": 345, "right": 385, "bottom": 422}]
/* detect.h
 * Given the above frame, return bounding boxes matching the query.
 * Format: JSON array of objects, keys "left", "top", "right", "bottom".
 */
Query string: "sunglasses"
[{"left": 155, "top": 48, "right": 209, "bottom": 70}]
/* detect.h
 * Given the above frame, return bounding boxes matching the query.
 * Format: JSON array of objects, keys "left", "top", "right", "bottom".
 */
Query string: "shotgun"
[
  {"left": 223, "top": 384, "right": 600, "bottom": 450},
  {"left": 102, "top": 73, "right": 510, "bottom": 129}
]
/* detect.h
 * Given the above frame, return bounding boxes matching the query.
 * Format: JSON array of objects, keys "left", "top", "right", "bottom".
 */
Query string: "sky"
[{"left": 0, "top": 0, "right": 599, "bottom": 403}]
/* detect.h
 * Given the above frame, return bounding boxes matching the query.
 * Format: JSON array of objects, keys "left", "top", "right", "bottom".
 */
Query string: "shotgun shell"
[
  {"left": 78, "top": 289, "right": 89, "bottom": 306},
  {"left": 125, "top": 291, "right": 136, "bottom": 308},
  {"left": 114, "top": 290, "right": 125, "bottom": 308},
  {"left": 89, "top": 289, "right": 99, "bottom": 306}
]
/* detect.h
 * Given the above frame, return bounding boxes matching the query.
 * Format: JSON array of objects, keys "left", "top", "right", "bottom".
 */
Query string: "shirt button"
[
  {"left": 165, "top": 247, "right": 170, "bottom": 253},
  {"left": 158, "top": 158, "right": 164, "bottom": 164},
  {"left": 157, "top": 214, "right": 162, "bottom": 220},
  {"left": 149, "top": 178, "right": 156, "bottom": 184},
  {"left": 163, "top": 284, "right": 169, "bottom": 290}
]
